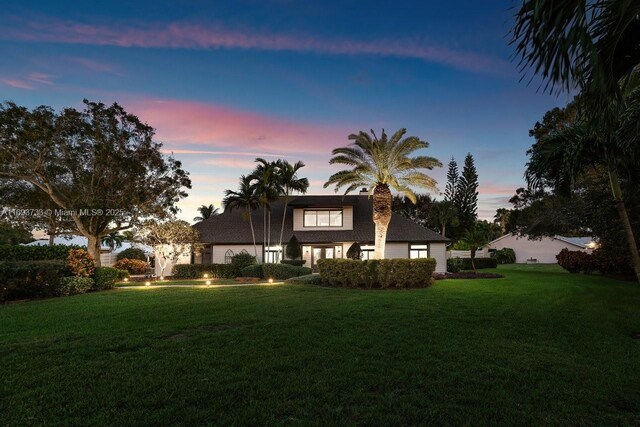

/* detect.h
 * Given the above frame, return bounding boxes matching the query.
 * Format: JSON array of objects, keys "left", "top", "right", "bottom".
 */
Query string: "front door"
[{"left": 312, "top": 246, "right": 335, "bottom": 266}]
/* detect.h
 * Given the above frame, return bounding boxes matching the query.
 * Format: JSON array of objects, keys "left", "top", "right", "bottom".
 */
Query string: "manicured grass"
[
  {"left": 114, "top": 278, "right": 265, "bottom": 287},
  {"left": 2, "top": 265, "right": 639, "bottom": 425}
]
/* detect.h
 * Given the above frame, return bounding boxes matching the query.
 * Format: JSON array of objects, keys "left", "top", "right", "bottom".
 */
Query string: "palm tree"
[
  {"left": 102, "top": 232, "right": 124, "bottom": 251},
  {"left": 223, "top": 175, "right": 260, "bottom": 257},
  {"left": 122, "top": 229, "right": 141, "bottom": 246},
  {"left": 193, "top": 204, "right": 220, "bottom": 222},
  {"left": 250, "top": 158, "right": 281, "bottom": 262},
  {"left": 275, "top": 160, "right": 309, "bottom": 251},
  {"left": 461, "top": 226, "right": 489, "bottom": 273},
  {"left": 324, "top": 128, "right": 442, "bottom": 259}
]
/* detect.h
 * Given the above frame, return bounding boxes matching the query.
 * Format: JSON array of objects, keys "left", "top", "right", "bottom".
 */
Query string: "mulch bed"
[{"left": 434, "top": 272, "right": 504, "bottom": 280}]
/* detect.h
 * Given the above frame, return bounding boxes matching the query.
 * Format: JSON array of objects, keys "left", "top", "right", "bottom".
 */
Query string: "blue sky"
[{"left": 0, "top": 0, "right": 572, "bottom": 221}]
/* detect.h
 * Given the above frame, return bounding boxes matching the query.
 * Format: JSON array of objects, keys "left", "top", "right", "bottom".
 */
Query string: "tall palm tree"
[
  {"left": 324, "top": 128, "right": 442, "bottom": 259},
  {"left": 102, "top": 232, "right": 124, "bottom": 251},
  {"left": 193, "top": 204, "right": 220, "bottom": 222},
  {"left": 250, "top": 158, "right": 281, "bottom": 262},
  {"left": 223, "top": 175, "right": 260, "bottom": 257},
  {"left": 275, "top": 160, "right": 309, "bottom": 252}
]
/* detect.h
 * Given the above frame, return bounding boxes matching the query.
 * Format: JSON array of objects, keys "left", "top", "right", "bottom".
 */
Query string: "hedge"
[
  {"left": 57, "top": 277, "right": 94, "bottom": 296},
  {"left": 447, "top": 258, "right": 465, "bottom": 273},
  {"left": 490, "top": 248, "right": 516, "bottom": 264},
  {"left": 280, "top": 259, "right": 307, "bottom": 266},
  {"left": 0, "top": 244, "right": 84, "bottom": 261},
  {"left": 0, "top": 260, "right": 68, "bottom": 302},
  {"left": 240, "top": 263, "right": 312, "bottom": 280},
  {"left": 457, "top": 257, "right": 498, "bottom": 270},
  {"left": 93, "top": 267, "right": 128, "bottom": 290},
  {"left": 172, "top": 263, "right": 236, "bottom": 279},
  {"left": 116, "top": 248, "right": 147, "bottom": 261},
  {"left": 285, "top": 274, "right": 323, "bottom": 285},
  {"left": 557, "top": 248, "right": 634, "bottom": 277},
  {"left": 317, "top": 258, "right": 436, "bottom": 289}
]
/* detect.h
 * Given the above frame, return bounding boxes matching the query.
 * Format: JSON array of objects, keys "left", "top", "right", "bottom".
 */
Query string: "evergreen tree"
[
  {"left": 454, "top": 153, "right": 479, "bottom": 232},
  {"left": 444, "top": 157, "right": 458, "bottom": 202},
  {"left": 346, "top": 242, "right": 362, "bottom": 260},
  {"left": 285, "top": 235, "right": 302, "bottom": 260}
]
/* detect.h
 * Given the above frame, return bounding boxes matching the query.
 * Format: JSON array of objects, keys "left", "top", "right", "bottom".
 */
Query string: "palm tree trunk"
[
  {"left": 470, "top": 247, "right": 477, "bottom": 273},
  {"left": 247, "top": 209, "right": 258, "bottom": 258},
  {"left": 372, "top": 183, "right": 392, "bottom": 260},
  {"left": 279, "top": 193, "right": 289, "bottom": 253},
  {"left": 609, "top": 171, "right": 640, "bottom": 283},
  {"left": 263, "top": 206, "right": 266, "bottom": 264},
  {"left": 441, "top": 223, "right": 446, "bottom": 237}
]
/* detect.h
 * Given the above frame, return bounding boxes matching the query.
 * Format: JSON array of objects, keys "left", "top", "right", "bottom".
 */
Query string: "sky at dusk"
[{"left": 0, "top": 0, "right": 573, "bottom": 222}]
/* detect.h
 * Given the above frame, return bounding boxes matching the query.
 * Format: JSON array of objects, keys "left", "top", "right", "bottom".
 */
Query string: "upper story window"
[
  {"left": 409, "top": 244, "right": 429, "bottom": 259},
  {"left": 304, "top": 209, "right": 343, "bottom": 227}
]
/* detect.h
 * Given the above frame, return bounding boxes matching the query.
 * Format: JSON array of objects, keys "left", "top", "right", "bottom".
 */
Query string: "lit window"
[
  {"left": 304, "top": 210, "right": 343, "bottom": 227},
  {"left": 409, "top": 244, "right": 429, "bottom": 259}
]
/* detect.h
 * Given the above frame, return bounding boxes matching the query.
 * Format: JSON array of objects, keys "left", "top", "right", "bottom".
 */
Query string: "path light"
[
  {"left": 160, "top": 276, "right": 164, "bottom": 281},
  {"left": 206, "top": 280, "right": 211, "bottom": 285},
  {"left": 268, "top": 278, "right": 274, "bottom": 283},
  {"left": 203, "top": 273, "right": 209, "bottom": 278},
  {"left": 123, "top": 277, "right": 129, "bottom": 282},
  {"left": 145, "top": 281, "right": 151, "bottom": 286}
]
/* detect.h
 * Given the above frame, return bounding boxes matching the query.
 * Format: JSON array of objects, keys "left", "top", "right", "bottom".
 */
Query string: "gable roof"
[
  {"left": 194, "top": 195, "right": 449, "bottom": 245},
  {"left": 486, "top": 233, "right": 593, "bottom": 249}
]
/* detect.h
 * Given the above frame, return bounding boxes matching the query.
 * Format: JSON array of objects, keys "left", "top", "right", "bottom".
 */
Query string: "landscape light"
[
  {"left": 160, "top": 276, "right": 164, "bottom": 281},
  {"left": 268, "top": 278, "right": 274, "bottom": 283},
  {"left": 206, "top": 280, "right": 211, "bottom": 285},
  {"left": 145, "top": 281, "right": 151, "bottom": 286},
  {"left": 203, "top": 273, "right": 209, "bottom": 278},
  {"left": 123, "top": 277, "right": 129, "bottom": 282}
]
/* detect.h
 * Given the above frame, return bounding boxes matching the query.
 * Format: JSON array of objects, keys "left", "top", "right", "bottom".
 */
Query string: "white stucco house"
[
  {"left": 484, "top": 234, "right": 596, "bottom": 264},
  {"left": 188, "top": 191, "right": 450, "bottom": 273}
]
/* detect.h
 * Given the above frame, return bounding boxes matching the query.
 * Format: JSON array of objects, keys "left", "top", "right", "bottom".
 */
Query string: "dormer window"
[{"left": 304, "top": 209, "right": 343, "bottom": 227}]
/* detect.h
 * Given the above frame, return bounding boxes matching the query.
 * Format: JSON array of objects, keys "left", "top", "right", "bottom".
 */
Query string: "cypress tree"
[
  {"left": 454, "top": 153, "right": 479, "bottom": 232},
  {"left": 444, "top": 157, "right": 458, "bottom": 202}
]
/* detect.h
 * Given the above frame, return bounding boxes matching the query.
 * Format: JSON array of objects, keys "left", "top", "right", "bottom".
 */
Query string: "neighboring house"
[
  {"left": 485, "top": 234, "right": 596, "bottom": 264},
  {"left": 192, "top": 192, "right": 450, "bottom": 273}
]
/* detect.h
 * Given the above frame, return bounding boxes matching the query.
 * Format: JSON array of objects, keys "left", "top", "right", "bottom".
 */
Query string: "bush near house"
[
  {"left": 57, "top": 277, "right": 94, "bottom": 296},
  {"left": 285, "top": 273, "right": 323, "bottom": 285},
  {"left": 240, "top": 263, "right": 312, "bottom": 280},
  {"left": 458, "top": 257, "right": 498, "bottom": 270},
  {"left": 317, "top": 258, "right": 436, "bottom": 289},
  {"left": 491, "top": 248, "right": 516, "bottom": 264},
  {"left": 230, "top": 253, "right": 256, "bottom": 275},
  {"left": 0, "top": 244, "right": 84, "bottom": 261},
  {"left": 66, "top": 249, "right": 95, "bottom": 277},
  {"left": 172, "top": 264, "right": 236, "bottom": 279},
  {"left": 557, "top": 248, "right": 634, "bottom": 277},
  {"left": 280, "top": 259, "right": 306, "bottom": 266},
  {"left": 0, "top": 260, "right": 68, "bottom": 302},
  {"left": 447, "top": 258, "right": 465, "bottom": 273},
  {"left": 114, "top": 258, "right": 149, "bottom": 275},
  {"left": 116, "top": 248, "right": 147, "bottom": 261},
  {"left": 93, "top": 267, "right": 128, "bottom": 290}
]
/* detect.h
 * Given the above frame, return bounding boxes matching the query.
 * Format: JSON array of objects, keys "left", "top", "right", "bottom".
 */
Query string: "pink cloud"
[
  {"left": 124, "top": 97, "right": 349, "bottom": 155},
  {"left": 3, "top": 17, "right": 507, "bottom": 73},
  {"left": 0, "top": 78, "right": 35, "bottom": 90}
]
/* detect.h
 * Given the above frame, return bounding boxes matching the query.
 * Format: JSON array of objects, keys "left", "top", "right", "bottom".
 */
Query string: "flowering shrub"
[
  {"left": 113, "top": 258, "right": 149, "bottom": 274},
  {"left": 66, "top": 249, "right": 95, "bottom": 277}
]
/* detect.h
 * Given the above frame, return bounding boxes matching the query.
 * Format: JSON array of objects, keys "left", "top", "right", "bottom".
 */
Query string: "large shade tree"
[
  {"left": 325, "top": 128, "right": 441, "bottom": 259},
  {"left": 0, "top": 100, "right": 191, "bottom": 265}
]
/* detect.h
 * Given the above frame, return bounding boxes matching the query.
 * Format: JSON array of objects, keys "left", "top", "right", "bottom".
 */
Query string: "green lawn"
[{"left": 2, "top": 265, "right": 640, "bottom": 425}]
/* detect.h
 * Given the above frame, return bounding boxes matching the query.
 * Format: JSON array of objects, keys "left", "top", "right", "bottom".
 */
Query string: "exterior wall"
[
  {"left": 211, "top": 245, "right": 263, "bottom": 264},
  {"left": 384, "top": 242, "right": 408, "bottom": 259},
  {"left": 430, "top": 243, "right": 447, "bottom": 273},
  {"left": 292, "top": 206, "right": 354, "bottom": 231},
  {"left": 485, "top": 235, "right": 587, "bottom": 264}
]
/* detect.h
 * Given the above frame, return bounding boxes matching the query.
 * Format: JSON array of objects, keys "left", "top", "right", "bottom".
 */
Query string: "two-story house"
[{"left": 191, "top": 190, "right": 449, "bottom": 273}]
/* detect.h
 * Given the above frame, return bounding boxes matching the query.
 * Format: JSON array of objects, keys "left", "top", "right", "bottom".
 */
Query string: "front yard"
[{"left": 2, "top": 265, "right": 639, "bottom": 425}]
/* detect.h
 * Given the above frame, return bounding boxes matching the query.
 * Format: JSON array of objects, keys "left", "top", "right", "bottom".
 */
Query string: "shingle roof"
[{"left": 193, "top": 195, "right": 449, "bottom": 244}]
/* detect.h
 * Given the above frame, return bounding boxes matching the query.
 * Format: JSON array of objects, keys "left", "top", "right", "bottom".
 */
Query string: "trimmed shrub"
[
  {"left": 281, "top": 259, "right": 306, "bottom": 266},
  {"left": 93, "top": 267, "right": 127, "bottom": 290},
  {"left": 556, "top": 248, "right": 634, "bottom": 277},
  {"left": 285, "top": 274, "right": 324, "bottom": 286},
  {"left": 241, "top": 264, "right": 264, "bottom": 278},
  {"left": 0, "top": 244, "right": 83, "bottom": 261},
  {"left": 491, "top": 248, "right": 516, "bottom": 264},
  {"left": 458, "top": 257, "right": 498, "bottom": 270},
  {"left": 114, "top": 258, "right": 149, "bottom": 274},
  {"left": 231, "top": 253, "right": 257, "bottom": 275},
  {"left": 556, "top": 249, "right": 591, "bottom": 273},
  {"left": 172, "top": 263, "right": 236, "bottom": 279},
  {"left": 57, "top": 277, "right": 93, "bottom": 296},
  {"left": 285, "top": 235, "right": 302, "bottom": 260},
  {"left": 317, "top": 258, "right": 436, "bottom": 289},
  {"left": 447, "top": 258, "right": 464, "bottom": 273},
  {"left": 0, "top": 260, "right": 67, "bottom": 302},
  {"left": 116, "top": 247, "right": 147, "bottom": 261},
  {"left": 66, "top": 249, "right": 95, "bottom": 277},
  {"left": 240, "top": 263, "right": 311, "bottom": 280},
  {"left": 346, "top": 243, "right": 362, "bottom": 260}
]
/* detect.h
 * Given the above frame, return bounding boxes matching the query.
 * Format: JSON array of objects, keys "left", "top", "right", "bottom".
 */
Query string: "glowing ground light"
[
  {"left": 206, "top": 280, "right": 211, "bottom": 285},
  {"left": 203, "top": 273, "right": 209, "bottom": 278},
  {"left": 123, "top": 277, "right": 129, "bottom": 282},
  {"left": 145, "top": 281, "right": 151, "bottom": 286},
  {"left": 268, "top": 278, "right": 274, "bottom": 283},
  {"left": 160, "top": 276, "right": 165, "bottom": 281}
]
